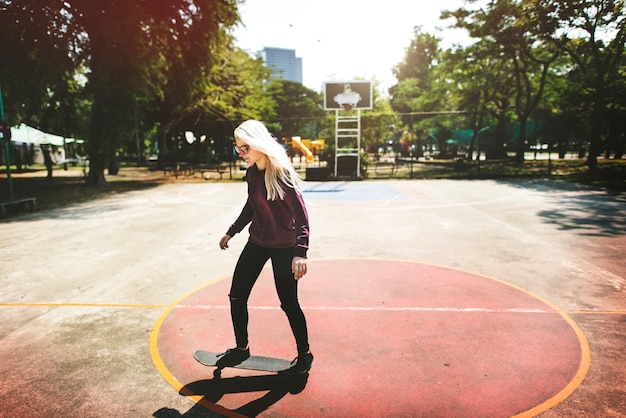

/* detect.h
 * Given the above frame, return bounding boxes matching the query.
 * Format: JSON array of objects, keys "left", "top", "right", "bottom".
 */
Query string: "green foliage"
[
  {"left": 3, "top": 0, "right": 626, "bottom": 190},
  {"left": 266, "top": 80, "right": 326, "bottom": 138},
  {"left": 0, "top": 1, "right": 81, "bottom": 131},
  {"left": 390, "top": 29, "right": 441, "bottom": 115},
  {"left": 1, "top": 0, "right": 245, "bottom": 185},
  {"left": 444, "top": 0, "right": 562, "bottom": 162},
  {"left": 384, "top": 0, "right": 626, "bottom": 165},
  {"left": 360, "top": 84, "right": 398, "bottom": 155},
  {"left": 546, "top": 0, "right": 626, "bottom": 167}
]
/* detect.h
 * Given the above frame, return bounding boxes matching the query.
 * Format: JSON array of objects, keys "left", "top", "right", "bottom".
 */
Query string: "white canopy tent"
[
  {"left": 8, "top": 124, "right": 84, "bottom": 165},
  {"left": 10, "top": 123, "right": 83, "bottom": 147}
]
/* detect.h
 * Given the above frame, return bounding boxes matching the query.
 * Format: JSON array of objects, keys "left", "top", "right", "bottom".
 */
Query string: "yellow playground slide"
[{"left": 291, "top": 136, "right": 315, "bottom": 163}]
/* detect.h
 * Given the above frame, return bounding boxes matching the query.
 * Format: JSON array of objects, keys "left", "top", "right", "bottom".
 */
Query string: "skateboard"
[{"left": 193, "top": 350, "right": 293, "bottom": 373}]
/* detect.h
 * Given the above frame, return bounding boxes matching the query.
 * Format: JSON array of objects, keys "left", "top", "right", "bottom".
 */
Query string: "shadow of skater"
[
  {"left": 153, "top": 404, "right": 223, "bottom": 418},
  {"left": 178, "top": 373, "right": 308, "bottom": 417}
]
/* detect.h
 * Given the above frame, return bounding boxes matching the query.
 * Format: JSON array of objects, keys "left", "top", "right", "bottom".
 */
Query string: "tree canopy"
[
  {"left": 387, "top": 0, "right": 626, "bottom": 165},
  {"left": 2, "top": 0, "right": 625, "bottom": 181}
]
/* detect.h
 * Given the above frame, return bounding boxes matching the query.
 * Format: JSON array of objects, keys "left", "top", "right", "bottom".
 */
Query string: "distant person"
[
  {"left": 22, "top": 143, "right": 32, "bottom": 166},
  {"left": 13, "top": 144, "right": 23, "bottom": 172},
  {"left": 217, "top": 119, "right": 313, "bottom": 375},
  {"left": 41, "top": 144, "right": 53, "bottom": 179},
  {"left": 29, "top": 144, "right": 35, "bottom": 165}
]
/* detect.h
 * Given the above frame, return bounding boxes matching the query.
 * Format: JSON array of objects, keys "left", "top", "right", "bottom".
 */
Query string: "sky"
[{"left": 232, "top": 0, "right": 471, "bottom": 93}]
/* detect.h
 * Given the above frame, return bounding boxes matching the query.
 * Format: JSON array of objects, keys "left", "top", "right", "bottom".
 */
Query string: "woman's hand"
[
  {"left": 219, "top": 235, "right": 231, "bottom": 250},
  {"left": 292, "top": 256, "right": 308, "bottom": 280}
]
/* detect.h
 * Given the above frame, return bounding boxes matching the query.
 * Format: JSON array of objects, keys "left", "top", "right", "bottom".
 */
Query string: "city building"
[{"left": 257, "top": 47, "right": 302, "bottom": 84}]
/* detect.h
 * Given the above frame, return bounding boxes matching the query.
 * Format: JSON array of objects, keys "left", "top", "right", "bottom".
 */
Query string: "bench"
[
  {"left": 163, "top": 163, "right": 194, "bottom": 178},
  {"left": 0, "top": 197, "right": 37, "bottom": 218},
  {"left": 197, "top": 164, "right": 230, "bottom": 180},
  {"left": 373, "top": 162, "right": 396, "bottom": 176}
]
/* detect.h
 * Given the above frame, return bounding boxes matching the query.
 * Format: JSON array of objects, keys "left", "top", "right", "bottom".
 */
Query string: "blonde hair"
[{"left": 234, "top": 120, "right": 302, "bottom": 201}]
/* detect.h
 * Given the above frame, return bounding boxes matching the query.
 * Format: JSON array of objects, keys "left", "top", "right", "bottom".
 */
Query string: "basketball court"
[
  {"left": 0, "top": 178, "right": 625, "bottom": 417},
  {"left": 154, "top": 259, "right": 587, "bottom": 417}
]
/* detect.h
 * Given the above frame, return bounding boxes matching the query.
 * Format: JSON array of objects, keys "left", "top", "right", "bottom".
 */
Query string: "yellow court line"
[
  {"left": 390, "top": 258, "right": 592, "bottom": 418},
  {"left": 511, "top": 308, "right": 590, "bottom": 417},
  {"left": 325, "top": 258, "right": 593, "bottom": 418},
  {"left": 149, "top": 258, "right": 592, "bottom": 418},
  {"left": 564, "top": 310, "right": 626, "bottom": 315},
  {"left": 149, "top": 275, "right": 242, "bottom": 418}
]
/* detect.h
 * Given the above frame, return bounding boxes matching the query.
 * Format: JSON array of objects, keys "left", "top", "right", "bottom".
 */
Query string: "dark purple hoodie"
[{"left": 226, "top": 164, "right": 309, "bottom": 258}]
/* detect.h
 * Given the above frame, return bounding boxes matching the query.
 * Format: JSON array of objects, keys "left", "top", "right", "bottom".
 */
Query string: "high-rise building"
[{"left": 257, "top": 47, "right": 302, "bottom": 84}]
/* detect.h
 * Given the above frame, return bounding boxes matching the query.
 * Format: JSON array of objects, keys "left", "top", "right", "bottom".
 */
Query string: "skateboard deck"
[{"left": 193, "top": 350, "right": 293, "bottom": 372}]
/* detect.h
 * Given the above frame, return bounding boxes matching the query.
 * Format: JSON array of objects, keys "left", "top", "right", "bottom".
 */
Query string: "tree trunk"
[
  {"left": 85, "top": 103, "right": 108, "bottom": 187},
  {"left": 487, "top": 115, "right": 508, "bottom": 160},
  {"left": 586, "top": 97, "right": 605, "bottom": 171},
  {"left": 515, "top": 115, "right": 528, "bottom": 164},
  {"left": 86, "top": 153, "right": 107, "bottom": 186}
]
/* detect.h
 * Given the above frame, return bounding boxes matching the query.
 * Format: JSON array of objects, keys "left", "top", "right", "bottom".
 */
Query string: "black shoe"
[
  {"left": 215, "top": 347, "right": 250, "bottom": 367},
  {"left": 279, "top": 352, "right": 313, "bottom": 375}
]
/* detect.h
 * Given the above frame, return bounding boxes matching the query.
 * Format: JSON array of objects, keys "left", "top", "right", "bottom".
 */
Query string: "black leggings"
[{"left": 229, "top": 241, "right": 310, "bottom": 355}]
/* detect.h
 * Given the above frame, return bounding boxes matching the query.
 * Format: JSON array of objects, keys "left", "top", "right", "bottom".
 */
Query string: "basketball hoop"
[{"left": 343, "top": 104, "right": 353, "bottom": 110}]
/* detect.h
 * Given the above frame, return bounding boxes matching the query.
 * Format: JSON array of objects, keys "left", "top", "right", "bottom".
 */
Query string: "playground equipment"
[{"left": 291, "top": 136, "right": 315, "bottom": 163}]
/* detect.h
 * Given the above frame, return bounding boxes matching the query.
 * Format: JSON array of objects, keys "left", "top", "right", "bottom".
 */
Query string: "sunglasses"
[{"left": 234, "top": 144, "right": 250, "bottom": 155}]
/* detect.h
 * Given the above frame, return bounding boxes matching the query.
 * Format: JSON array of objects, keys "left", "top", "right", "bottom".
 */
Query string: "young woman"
[{"left": 217, "top": 119, "right": 313, "bottom": 375}]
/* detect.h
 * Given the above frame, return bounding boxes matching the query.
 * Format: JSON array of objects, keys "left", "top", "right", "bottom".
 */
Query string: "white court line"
[
  {"left": 404, "top": 183, "right": 529, "bottom": 209},
  {"left": 176, "top": 305, "right": 553, "bottom": 313}
]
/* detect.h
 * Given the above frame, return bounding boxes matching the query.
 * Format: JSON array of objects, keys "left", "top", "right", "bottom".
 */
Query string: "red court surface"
[{"left": 151, "top": 259, "right": 589, "bottom": 417}]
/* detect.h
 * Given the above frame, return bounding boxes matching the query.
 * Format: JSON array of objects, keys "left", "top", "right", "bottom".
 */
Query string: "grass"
[
  {"left": 1, "top": 158, "right": 625, "bottom": 218},
  {"left": 0, "top": 164, "right": 243, "bottom": 215},
  {"left": 368, "top": 158, "right": 626, "bottom": 191}
]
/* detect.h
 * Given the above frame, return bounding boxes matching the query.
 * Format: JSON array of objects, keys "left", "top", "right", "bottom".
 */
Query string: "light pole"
[{"left": 0, "top": 85, "right": 15, "bottom": 200}]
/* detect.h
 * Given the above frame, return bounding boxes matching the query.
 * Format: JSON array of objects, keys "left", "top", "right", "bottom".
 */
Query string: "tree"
[
  {"left": 360, "top": 81, "right": 398, "bottom": 158},
  {"left": 266, "top": 80, "right": 325, "bottom": 139},
  {"left": 390, "top": 28, "right": 440, "bottom": 115},
  {"left": 167, "top": 47, "right": 276, "bottom": 165},
  {"left": 390, "top": 28, "right": 445, "bottom": 151},
  {"left": 438, "top": 41, "right": 517, "bottom": 160},
  {"left": 445, "top": 0, "right": 562, "bottom": 163},
  {"left": 0, "top": 0, "right": 81, "bottom": 134},
  {"left": 541, "top": 0, "right": 626, "bottom": 168},
  {"left": 1, "top": 0, "right": 240, "bottom": 185},
  {"left": 65, "top": 0, "right": 240, "bottom": 185}
]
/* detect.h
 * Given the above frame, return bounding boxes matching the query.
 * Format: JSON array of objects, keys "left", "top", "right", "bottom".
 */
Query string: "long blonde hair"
[{"left": 234, "top": 120, "right": 302, "bottom": 200}]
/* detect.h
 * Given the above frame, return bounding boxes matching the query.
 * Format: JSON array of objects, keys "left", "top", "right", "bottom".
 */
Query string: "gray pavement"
[{"left": 1, "top": 178, "right": 625, "bottom": 417}]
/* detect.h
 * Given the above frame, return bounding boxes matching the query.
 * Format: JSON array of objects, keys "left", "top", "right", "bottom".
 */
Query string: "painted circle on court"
[{"left": 151, "top": 259, "right": 589, "bottom": 417}]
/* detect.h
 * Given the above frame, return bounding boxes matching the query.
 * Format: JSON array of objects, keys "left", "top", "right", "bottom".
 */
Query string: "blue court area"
[{"left": 302, "top": 181, "right": 406, "bottom": 201}]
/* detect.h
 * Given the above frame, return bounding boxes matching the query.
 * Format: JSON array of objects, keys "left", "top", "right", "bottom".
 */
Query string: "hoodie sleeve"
[
  {"left": 226, "top": 199, "right": 253, "bottom": 237},
  {"left": 285, "top": 188, "right": 310, "bottom": 258}
]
